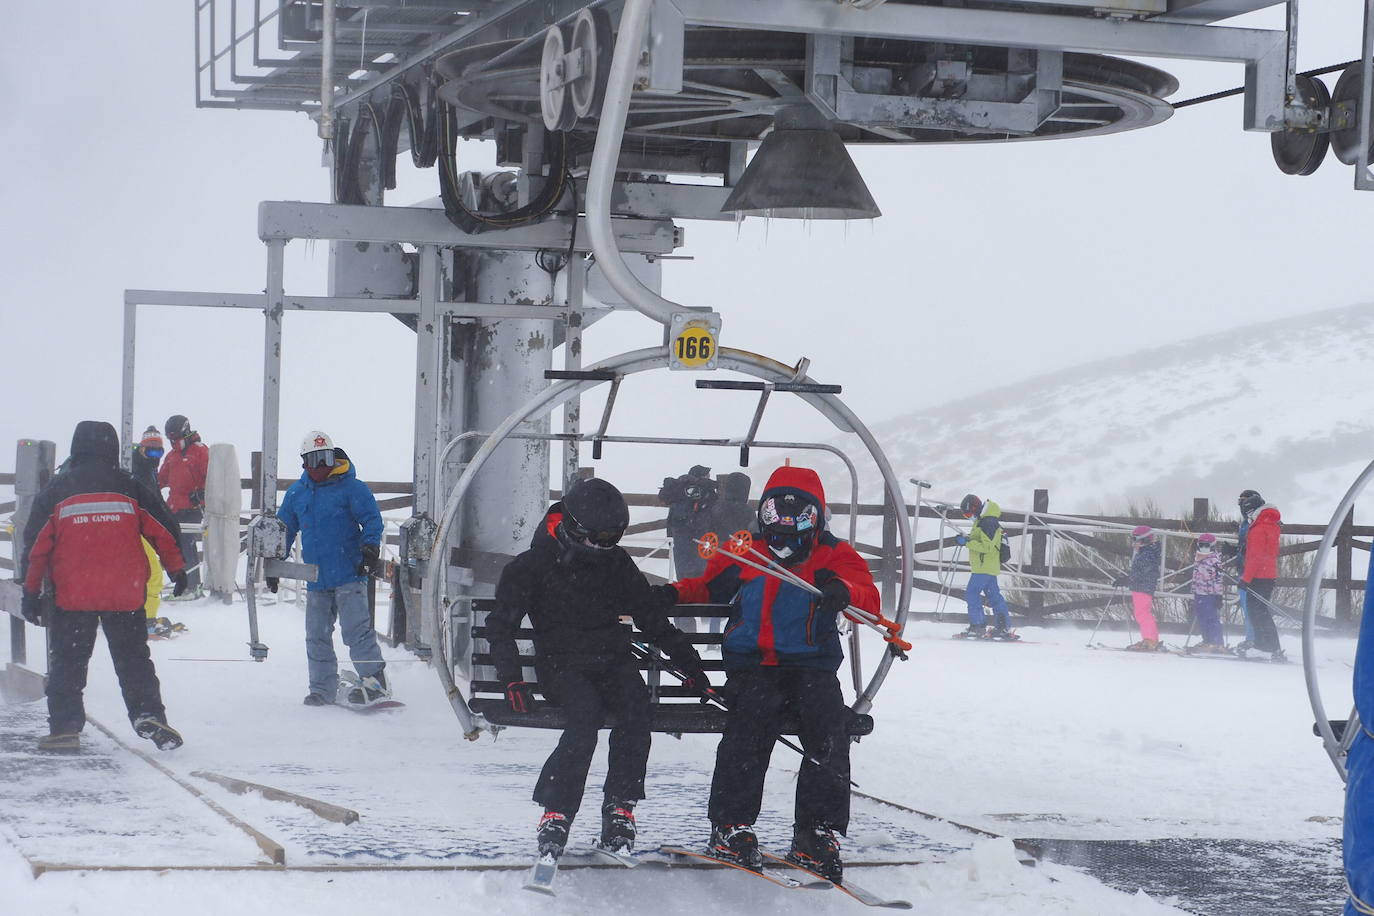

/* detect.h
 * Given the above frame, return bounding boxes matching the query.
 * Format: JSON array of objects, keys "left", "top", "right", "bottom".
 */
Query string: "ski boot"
[
  {"left": 786, "top": 823, "right": 843, "bottom": 884},
  {"left": 1125, "top": 639, "right": 1161, "bottom": 652},
  {"left": 987, "top": 623, "right": 1018, "bottom": 641},
  {"left": 1233, "top": 640, "right": 1255, "bottom": 657},
  {"left": 1270, "top": 648, "right": 1288, "bottom": 664},
  {"left": 133, "top": 715, "right": 184, "bottom": 751},
  {"left": 537, "top": 810, "right": 572, "bottom": 858},
  {"left": 708, "top": 823, "right": 763, "bottom": 872},
  {"left": 1189, "top": 643, "right": 1225, "bottom": 655},
  {"left": 37, "top": 732, "right": 81, "bottom": 753},
  {"left": 343, "top": 671, "right": 391, "bottom": 707},
  {"left": 599, "top": 800, "right": 636, "bottom": 852},
  {"left": 956, "top": 624, "right": 986, "bottom": 639}
]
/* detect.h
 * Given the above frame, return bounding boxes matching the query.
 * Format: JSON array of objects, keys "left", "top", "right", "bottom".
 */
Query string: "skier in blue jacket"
[{"left": 271, "top": 431, "right": 388, "bottom": 708}]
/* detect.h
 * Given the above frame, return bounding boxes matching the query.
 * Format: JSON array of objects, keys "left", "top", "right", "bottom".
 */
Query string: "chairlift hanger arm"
[{"left": 694, "top": 378, "right": 844, "bottom": 466}]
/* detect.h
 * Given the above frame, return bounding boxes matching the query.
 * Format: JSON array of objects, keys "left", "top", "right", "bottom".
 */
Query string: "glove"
[
  {"left": 954, "top": 535, "right": 968, "bottom": 546},
  {"left": 171, "top": 569, "right": 189, "bottom": 597},
  {"left": 189, "top": 489, "right": 205, "bottom": 510},
  {"left": 20, "top": 592, "right": 45, "bottom": 627},
  {"left": 505, "top": 681, "right": 533, "bottom": 713},
  {"left": 678, "top": 663, "right": 717, "bottom": 703},
  {"left": 265, "top": 577, "right": 280, "bottom": 594},
  {"left": 814, "top": 570, "right": 850, "bottom": 617},
  {"left": 650, "top": 583, "right": 679, "bottom": 609},
  {"left": 357, "top": 543, "right": 381, "bottom": 577}
]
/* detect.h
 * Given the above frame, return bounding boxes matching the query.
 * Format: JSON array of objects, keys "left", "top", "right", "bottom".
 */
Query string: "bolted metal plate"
[{"left": 1271, "top": 74, "right": 1331, "bottom": 176}]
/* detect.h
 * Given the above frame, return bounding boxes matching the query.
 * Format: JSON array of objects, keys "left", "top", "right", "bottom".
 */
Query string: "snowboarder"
[
  {"left": 157, "top": 414, "right": 209, "bottom": 599},
  {"left": 662, "top": 465, "right": 880, "bottom": 883},
  {"left": 1189, "top": 533, "right": 1227, "bottom": 653},
  {"left": 1235, "top": 490, "right": 1285, "bottom": 661},
  {"left": 486, "top": 477, "right": 708, "bottom": 858},
  {"left": 1115, "top": 526, "right": 1163, "bottom": 651},
  {"left": 270, "top": 431, "right": 390, "bottom": 707},
  {"left": 20, "top": 420, "right": 189, "bottom": 752},
  {"left": 955, "top": 493, "right": 1012, "bottom": 639}
]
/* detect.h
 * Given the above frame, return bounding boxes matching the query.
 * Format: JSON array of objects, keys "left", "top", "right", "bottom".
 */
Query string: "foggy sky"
[{"left": 2, "top": 2, "right": 1371, "bottom": 496}]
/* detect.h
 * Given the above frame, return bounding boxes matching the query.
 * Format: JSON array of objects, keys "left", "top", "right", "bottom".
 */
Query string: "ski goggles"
[
  {"left": 143, "top": 447, "right": 164, "bottom": 459},
  {"left": 563, "top": 518, "right": 624, "bottom": 549},
  {"left": 303, "top": 449, "right": 335, "bottom": 469},
  {"left": 764, "top": 530, "right": 812, "bottom": 557}
]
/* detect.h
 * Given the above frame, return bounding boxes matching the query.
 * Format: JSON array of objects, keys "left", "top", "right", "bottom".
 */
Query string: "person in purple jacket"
[{"left": 1188, "top": 533, "right": 1227, "bottom": 653}]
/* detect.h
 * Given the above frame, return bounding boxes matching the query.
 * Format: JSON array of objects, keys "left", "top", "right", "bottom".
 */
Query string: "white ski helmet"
[{"left": 300, "top": 430, "right": 334, "bottom": 456}]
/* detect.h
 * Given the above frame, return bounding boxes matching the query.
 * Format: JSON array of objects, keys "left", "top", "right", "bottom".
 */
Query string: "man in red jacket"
[
  {"left": 1237, "top": 489, "right": 1285, "bottom": 661},
  {"left": 157, "top": 414, "right": 209, "bottom": 597},
  {"left": 661, "top": 465, "right": 879, "bottom": 883},
  {"left": 22, "top": 421, "right": 189, "bottom": 752}
]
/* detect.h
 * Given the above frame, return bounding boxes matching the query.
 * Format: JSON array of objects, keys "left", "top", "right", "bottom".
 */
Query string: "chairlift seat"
[{"left": 468, "top": 599, "right": 875, "bottom": 736}]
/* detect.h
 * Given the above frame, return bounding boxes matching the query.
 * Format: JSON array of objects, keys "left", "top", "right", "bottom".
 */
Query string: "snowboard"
[{"left": 337, "top": 670, "right": 405, "bottom": 712}]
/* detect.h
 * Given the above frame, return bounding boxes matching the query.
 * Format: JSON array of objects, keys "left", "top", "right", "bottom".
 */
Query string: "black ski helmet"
[
  {"left": 557, "top": 478, "right": 629, "bottom": 555},
  {"left": 165, "top": 414, "right": 191, "bottom": 440},
  {"left": 960, "top": 494, "right": 982, "bottom": 518},
  {"left": 1238, "top": 490, "right": 1264, "bottom": 517},
  {"left": 758, "top": 491, "right": 822, "bottom": 567}
]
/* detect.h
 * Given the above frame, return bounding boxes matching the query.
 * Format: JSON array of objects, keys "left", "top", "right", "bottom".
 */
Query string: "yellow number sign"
[{"left": 672, "top": 324, "right": 716, "bottom": 368}]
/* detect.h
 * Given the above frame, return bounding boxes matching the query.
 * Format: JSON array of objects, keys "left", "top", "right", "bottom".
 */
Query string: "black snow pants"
[
  {"left": 175, "top": 508, "right": 203, "bottom": 590},
  {"left": 708, "top": 666, "right": 851, "bottom": 833},
  {"left": 47, "top": 609, "right": 166, "bottom": 736},
  {"left": 1244, "top": 578, "right": 1283, "bottom": 652},
  {"left": 533, "top": 660, "right": 652, "bottom": 817}
]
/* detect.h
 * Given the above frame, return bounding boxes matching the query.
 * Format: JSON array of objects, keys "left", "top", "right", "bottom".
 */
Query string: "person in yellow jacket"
[
  {"left": 954, "top": 494, "right": 1014, "bottom": 639},
  {"left": 132, "top": 427, "right": 170, "bottom": 632}
]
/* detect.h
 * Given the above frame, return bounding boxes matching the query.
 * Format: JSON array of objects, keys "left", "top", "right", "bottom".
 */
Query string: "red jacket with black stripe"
[
  {"left": 671, "top": 466, "right": 880, "bottom": 672},
  {"left": 23, "top": 459, "right": 186, "bottom": 612}
]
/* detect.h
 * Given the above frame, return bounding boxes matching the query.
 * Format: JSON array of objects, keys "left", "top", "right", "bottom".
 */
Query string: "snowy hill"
[{"left": 861, "top": 302, "right": 1374, "bottom": 521}]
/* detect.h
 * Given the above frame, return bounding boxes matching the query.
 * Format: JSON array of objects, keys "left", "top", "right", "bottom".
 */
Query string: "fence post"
[
  {"left": 881, "top": 497, "right": 898, "bottom": 609},
  {"left": 1337, "top": 507, "right": 1354, "bottom": 625},
  {"left": 1192, "top": 497, "right": 1209, "bottom": 528},
  {"left": 12, "top": 439, "right": 56, "bottom": 667},
  {"left": 250, "top": 451, "right": 262, "bottom": 511},
  {"left": 1028, "top": 489, "right": 1048, "bottom": 620}
]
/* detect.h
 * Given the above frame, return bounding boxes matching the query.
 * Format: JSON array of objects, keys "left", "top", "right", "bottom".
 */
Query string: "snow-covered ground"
[{"left": 0, "top": 589, "right": 1352, "bottom": 915}]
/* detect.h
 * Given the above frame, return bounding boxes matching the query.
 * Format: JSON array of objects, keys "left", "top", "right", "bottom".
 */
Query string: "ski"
[
  {"left": 659, "top": 845, "right": 831, "bottom": 889},
  {"left": 1177, "top": 648, "right": 1289, "bottom": 664},
  {"left": 1088, "top": 642, "right": 1168, "bottom": 654},
  {"left": 522, "top": 852, "right": 561, "bottom": 895},
  {"left": 564, "top": 843, "right": 644, "bottom": 868},
  {"left": 760, "top": 849, "right": 913, "bottom": 909}
]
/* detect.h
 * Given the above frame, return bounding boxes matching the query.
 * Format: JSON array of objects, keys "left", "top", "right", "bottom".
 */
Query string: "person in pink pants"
[{"left": 1114, "top": 525, "right": 1163, "bottom": 651}]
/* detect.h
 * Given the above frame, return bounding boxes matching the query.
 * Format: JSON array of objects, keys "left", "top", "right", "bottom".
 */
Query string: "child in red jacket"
[{"left": 661, "top": 465, "right": 879, "bottom": 883}]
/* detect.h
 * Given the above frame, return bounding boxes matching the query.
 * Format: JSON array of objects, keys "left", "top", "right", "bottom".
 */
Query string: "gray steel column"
[
  {"left": 449, "top": 250, "right": 557, "bottom": 567},
  {"left": 120, "top": 301, "right": 136, "bottom": 470},
  {"left": 261, "top": 240, "right": 286, "bottom": 515},
  {"left": 413, "top": 245, "right": 444, "bottom": 520}
]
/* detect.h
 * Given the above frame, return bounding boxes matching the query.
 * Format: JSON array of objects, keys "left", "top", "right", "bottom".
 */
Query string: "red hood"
[
  {"left": 760, "top": 465, "right": 826, "bottom": 510},
  {"left": 1254, "top": 505, "right": 1282, "bottom": 525}
]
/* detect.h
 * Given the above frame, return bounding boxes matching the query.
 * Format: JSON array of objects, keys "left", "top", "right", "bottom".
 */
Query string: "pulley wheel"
[
  {"left": 1330, "top": 62, "right": 1373, "bottom": 166},
  {"left": 568, "top": 8, "right": 613, "bottom": 120},
  {"left": 539, "top": 25, "right": 576, "bottom": 132},
  {"left": 1271, "top": 74, "right": 1331, "bottom": 176}
]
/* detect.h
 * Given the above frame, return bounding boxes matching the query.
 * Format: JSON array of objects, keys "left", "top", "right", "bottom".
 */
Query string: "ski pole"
[
  {"left": 695, "top": 536, "right": 911, "bottom": 654},
  {"left": 628, "top": 641, "right": 860, "bottom": 788}
]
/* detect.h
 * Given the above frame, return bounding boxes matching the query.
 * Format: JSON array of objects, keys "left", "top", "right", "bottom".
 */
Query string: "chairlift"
[{"left": 417, "top": 345, "right": 913, "bottom": 740}]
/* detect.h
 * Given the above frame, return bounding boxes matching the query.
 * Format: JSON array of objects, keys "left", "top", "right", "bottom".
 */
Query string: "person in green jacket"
[{"left": 954, "top": 494, "right": 1013, "bottom": 639}]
